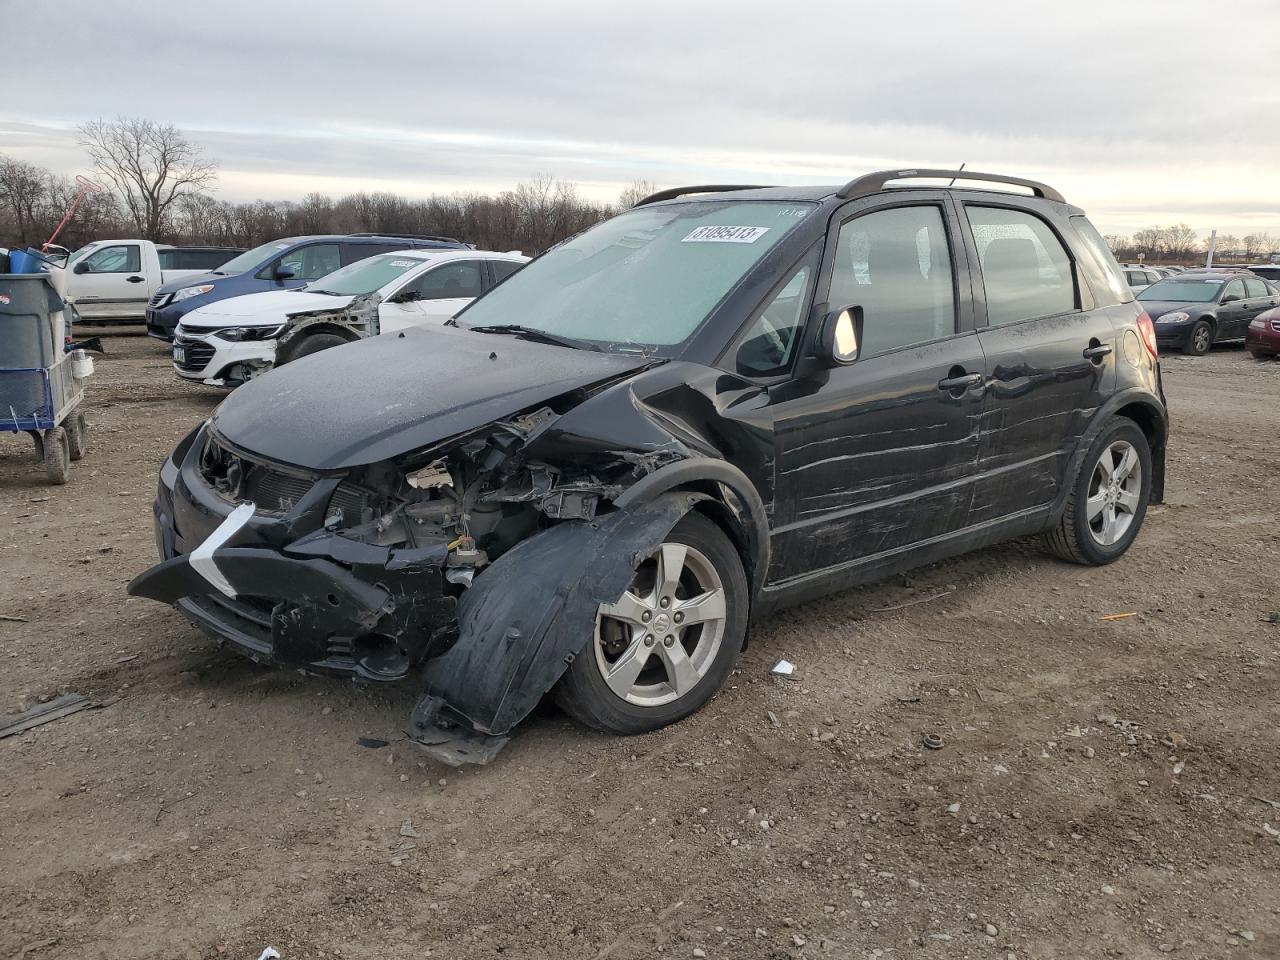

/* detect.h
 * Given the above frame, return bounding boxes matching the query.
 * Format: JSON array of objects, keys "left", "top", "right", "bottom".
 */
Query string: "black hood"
[
  {"left": 1140, "top": 300, "right": 1206, "bottom": 320},
  {"left": 211, "top": 326, "right": 651, "bottom": 470}
]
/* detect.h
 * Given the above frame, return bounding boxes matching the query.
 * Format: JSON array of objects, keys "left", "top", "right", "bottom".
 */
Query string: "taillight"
[{"left": 1136, "top": 311, "right": 1158, "bottom": 358}]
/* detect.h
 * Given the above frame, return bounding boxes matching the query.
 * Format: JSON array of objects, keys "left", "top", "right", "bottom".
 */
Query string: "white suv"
[{"left": 172, "top": 249, "right": 528, "bottom": 386}]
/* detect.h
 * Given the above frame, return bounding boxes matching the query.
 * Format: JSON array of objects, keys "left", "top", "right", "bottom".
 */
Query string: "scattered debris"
[
  {"left": 257, "top": 949, "right": 281, "bottom": 960},
  {"left": 0, "top": 614, "right": 29, "bottom": 623},
  {"left": 870, "top": 590, "right": 953, "bottom": 613},
  {"left": 115, "top": 654, "right": 138, "bottom": 665},
  {"left": 0, "top": 693, "right": 107, "bottom": 739},
  {"left": 1253, "top": 797, "right": 1280, "bottom": 811},
  {"left": 357, "top": 737, "right": 390, "bottom": 749},
  {"left": 1260, "top": 611, "right": 1280, "bottom": 624},
  {"left": 922, "top": 733, "right": 945, "bottom": 750},
  {"left": 897, "top": 695, "right": 921, "bottom": 704},
  {"left": 13, "top": 938, "right": 58, "bottom": 959},
  {"left": 1098, "top": 612, "right": 1138, "bottom": 621},
  {"left": 400, "top": 819, "right": 420, "bottom": 838},
  {"left": 766, "top": 710, "right": 781, "bottom": 728},
  {"left": 771, "top": 660, "right": 796, "bottom": 676}
]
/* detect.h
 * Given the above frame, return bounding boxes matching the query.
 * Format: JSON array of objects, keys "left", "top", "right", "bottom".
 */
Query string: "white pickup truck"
[{"left": 66, "top": 240, "right": 242, "bottom": 321}]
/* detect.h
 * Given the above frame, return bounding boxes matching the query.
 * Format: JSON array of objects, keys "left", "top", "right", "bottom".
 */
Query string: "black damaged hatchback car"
[{"left": 130, "top": 169, "right": 1169, "bottom": 764}]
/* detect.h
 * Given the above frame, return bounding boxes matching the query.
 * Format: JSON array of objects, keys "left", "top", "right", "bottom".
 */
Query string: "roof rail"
[
  {"left": 347, "top": 232, "right": 463, "bottom": 243},
  {"left": 837, "top": 169, "right": 1066, "bottom": 204},
  {"left": 633, "top": 184, "right": 769, "bottom": 207}
]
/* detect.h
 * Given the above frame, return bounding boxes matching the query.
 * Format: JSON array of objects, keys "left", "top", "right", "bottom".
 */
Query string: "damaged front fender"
[{"left": 409, "top": 491, "right": 703, "bottom": 764}]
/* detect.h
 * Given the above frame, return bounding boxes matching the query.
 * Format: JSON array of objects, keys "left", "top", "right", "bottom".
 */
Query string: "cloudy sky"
[{"left": 3, "top": 0, "right": 1278, "bottom": 239}]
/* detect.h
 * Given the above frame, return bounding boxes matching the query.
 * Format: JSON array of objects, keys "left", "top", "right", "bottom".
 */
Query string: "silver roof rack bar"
[
  {"left": 633, "top": 185, "right": 769, "bottom": 207},
  {"left": 837, "top": 169, "right": 1066, "bottom": 204}
]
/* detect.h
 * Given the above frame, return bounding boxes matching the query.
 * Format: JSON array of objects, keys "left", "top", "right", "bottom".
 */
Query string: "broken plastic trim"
[{"left": 407, "top": 491, "right": 705, "bottom": 765}]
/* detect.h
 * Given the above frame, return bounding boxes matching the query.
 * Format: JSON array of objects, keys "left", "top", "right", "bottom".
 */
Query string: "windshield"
[
  {"left": 1137, "top": 278, "right": 1224, "bottom": 303},
  {"left": 67, "top": 243, "right": 98, "bottom": 264},
  {"left": 455, "top": 200, "right": 816, "bottom": 352},
  {"left": 307, "top": 252, "right": 422, "bottom": 296},
  {"left": 212, "top": 239, "right": 301, "bottom": 276}
]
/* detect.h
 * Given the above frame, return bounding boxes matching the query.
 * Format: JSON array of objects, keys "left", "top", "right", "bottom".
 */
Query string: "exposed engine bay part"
[{"left": 408, "top": 491, "right": 704, "bottom": 765}]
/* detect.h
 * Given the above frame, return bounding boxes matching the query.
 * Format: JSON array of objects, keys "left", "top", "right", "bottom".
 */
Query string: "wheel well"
[
  {"left": 675, "top": 480, "right": 760, "bottom": 604},
  {"left": 277, "top": 322, "right": 361, "bottom": 364},
  {"left": 1114, "top": 401, "right": 1166, "bottom": 503}
]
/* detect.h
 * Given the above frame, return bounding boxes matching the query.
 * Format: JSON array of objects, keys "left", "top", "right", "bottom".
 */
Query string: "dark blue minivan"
[{"left": 145, "top": 233, "right": 470, "bottom": 340}]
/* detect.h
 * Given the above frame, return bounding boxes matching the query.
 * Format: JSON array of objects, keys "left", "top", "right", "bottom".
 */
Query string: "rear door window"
[
  {"left": 966, "top": 206, "right": 1076, "bottom": 326},
  {"left": 1244, "top": 278, "right": 1269, "bottom": 299}
]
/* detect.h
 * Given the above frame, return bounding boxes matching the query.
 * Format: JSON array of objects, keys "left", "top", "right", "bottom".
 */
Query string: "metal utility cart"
[{"left": 0, "top": 267, "right": 92, "bottom": 484}]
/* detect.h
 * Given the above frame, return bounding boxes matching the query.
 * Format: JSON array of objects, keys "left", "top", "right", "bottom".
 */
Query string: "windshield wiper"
[{"left": 469, "top": 324, "right": 596, "bottom": 351}]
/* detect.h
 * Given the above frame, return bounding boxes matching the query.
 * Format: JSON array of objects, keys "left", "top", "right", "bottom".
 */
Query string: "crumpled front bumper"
[{"left": 131, "top": 430, "right": 458, "bottom": 681}]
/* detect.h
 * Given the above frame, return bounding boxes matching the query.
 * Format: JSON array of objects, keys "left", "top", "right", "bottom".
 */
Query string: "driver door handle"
[
  {"left": 1083, "top": 344, "right": 1113, "bottom": 360},
  {"left": 125, "top": 275, "right": 145, "bottom": 283},
  {"left": 937, "top": 372, "right": 983, "bottom": 390}
]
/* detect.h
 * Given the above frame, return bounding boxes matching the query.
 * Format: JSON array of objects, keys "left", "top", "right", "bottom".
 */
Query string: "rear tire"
[
  {"left": 1184, "top": 319, "right": 1212, "bottom": 355},
  {"left": 1042, "top": 418, "right": 1151, "bottom": 565},
  {"left": 279, "top": 333, "right": 349, "bottom": 366},
  {"left": 66, "top": 409, "right": 88, "bottom": 461},
  {"left": 43, "top": 426, "right": 71, "bottom": 485},
  {"left": 554, "top": 512, "right": 748, "bottom": 735}
]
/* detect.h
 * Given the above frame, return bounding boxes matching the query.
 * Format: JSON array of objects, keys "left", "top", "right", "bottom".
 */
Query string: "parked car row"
[
  {"left": 127, "top": 168, "right": 1171, "bottom": 764},
  {"left": 1137, "top": 269, "right": 1280, "bottom": 354},
  {"left": 172, "top": 248, "right": 527, "bottom": 385}
]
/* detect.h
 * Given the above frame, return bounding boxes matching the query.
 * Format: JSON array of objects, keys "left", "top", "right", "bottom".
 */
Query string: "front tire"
[
  {"left": 279, "top": 333, "right": 349, "bottom": 366},
  {"left": 1043, "top": 418, "right": 1151, "bottom": 565},
  {"left": 1184, "top": 319, "right": 1213, "bottom": 355},
  {"left": 554, "top": 512, "right": 748, "bottom": 734},
  {"left": 43, "top": 426, "right": 71, "bottom": 485}
]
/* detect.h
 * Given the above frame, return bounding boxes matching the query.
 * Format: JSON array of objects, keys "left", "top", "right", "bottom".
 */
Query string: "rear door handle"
[
  {"left": 937, "top": 372, "right": 983, "bottom": 390},
  {"left": 1083, "top": 344, "right": 1113, "bottom": 360},
  {"left": 126, "top": 275, "right": 145, "bottom": 283}
]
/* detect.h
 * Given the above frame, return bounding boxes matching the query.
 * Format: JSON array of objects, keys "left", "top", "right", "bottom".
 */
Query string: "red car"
[{"left": 1247, "top": 307, "right": 1280, "bottom": 358}]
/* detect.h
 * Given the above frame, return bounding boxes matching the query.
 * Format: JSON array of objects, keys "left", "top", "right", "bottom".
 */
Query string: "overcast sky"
[{"left": 3, "top": 0, "right": 1278, "bottom": 238}]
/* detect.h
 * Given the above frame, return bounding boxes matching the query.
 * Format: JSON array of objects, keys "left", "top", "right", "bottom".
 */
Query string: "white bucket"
[{"left": 70, "top": 349, "right": 94, "bottom": 380}]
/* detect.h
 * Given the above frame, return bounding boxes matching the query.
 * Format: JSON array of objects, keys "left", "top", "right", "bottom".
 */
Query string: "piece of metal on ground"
[
  {"left": 922, "top": 733, "right": 945, "bottom": 750},
  {"left": 0, "top": 693, "right": 103, "bottom": 739}
]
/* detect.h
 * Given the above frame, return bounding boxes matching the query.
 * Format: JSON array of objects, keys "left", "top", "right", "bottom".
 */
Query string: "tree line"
[
  {"left": 1104, "top": 224, "right": 1278, "bottom": 264},
  {"left": 0, "top": 116, "right": 647, "bottom": 255}
]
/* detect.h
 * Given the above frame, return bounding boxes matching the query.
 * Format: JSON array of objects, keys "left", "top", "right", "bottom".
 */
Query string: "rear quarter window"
[{"left": 1069, "top": 216, "right": 1134, "bottom": 306}]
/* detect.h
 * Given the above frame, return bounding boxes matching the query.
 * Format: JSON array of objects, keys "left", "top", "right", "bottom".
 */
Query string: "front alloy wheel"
[{"left": 554, "top": 512, "right": 747, "bottom": 734}]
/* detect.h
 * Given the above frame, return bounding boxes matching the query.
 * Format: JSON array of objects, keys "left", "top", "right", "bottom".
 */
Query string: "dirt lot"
[{"left": 1, "top": 333, "right": 1277, "bottom": 960}]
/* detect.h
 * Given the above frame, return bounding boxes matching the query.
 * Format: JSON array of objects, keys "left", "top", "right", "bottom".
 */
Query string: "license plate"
[{"left": 173, "top": 345, "right": 186, "bottom": 364}]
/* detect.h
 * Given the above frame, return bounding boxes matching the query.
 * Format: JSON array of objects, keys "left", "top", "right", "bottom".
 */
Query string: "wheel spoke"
[
  {"left": 1086, "top": 489, "right": 1108, "bottom": 521},
  {"left": 1102, "top": 504, "right": 1118, "bottom": 544},
  {"left": 603, "top": 637, "right": 652, "bottom": 697},
  {"left": 674, "top": 587, "right": 726, "bottom": 626},
  {"left": 1117, "top": 487, "right": 1140, "bottom": 515},
  {"left": 1114, "top": 446, "right": 1138, "bottom": 482},
  {"left": 599, "top": 590, "right": 651, "bottom": 628},
  {"left": 655, "top": 543, "right": 688, "bottom": 600},
  {"left": 657, "top": 639, "right": 700, "bottom": 696},
  {"left": 1096, "top": 452, "right": 1115, "bottom": 483}
]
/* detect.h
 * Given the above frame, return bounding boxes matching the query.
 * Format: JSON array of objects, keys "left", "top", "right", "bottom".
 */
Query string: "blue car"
[{"left": 145, "top": 233, "right": 469, "bottom": 340}]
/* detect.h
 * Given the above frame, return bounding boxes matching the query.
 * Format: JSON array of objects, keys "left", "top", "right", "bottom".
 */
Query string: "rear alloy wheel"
[
  {"left": 1043, "top": 418, "right": 1151, "bottom": 565},
  {"left": 554, "top": 512, "right": 747, "bottom": 734},
  {"left": 1185, "top": 319, "right": 1212, "bottom": 355}
]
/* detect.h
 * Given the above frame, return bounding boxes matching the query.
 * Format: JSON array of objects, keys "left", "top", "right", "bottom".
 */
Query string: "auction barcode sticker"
[{"left": 682, "top": 225, "right": 771, "bottom": 244}]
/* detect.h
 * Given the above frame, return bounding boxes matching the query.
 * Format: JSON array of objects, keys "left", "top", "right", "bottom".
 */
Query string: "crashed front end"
[{"left": 129, "top": 402, "right": 685, "bottom": 761}]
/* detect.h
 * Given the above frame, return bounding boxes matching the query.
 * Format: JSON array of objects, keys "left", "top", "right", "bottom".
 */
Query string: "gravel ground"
[{"left": 1, "top": 333, "right": 1278, "bottom": 960}]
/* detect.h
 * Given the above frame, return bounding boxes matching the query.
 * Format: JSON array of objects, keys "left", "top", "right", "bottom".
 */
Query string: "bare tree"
[
  {"left": 0, "top": 154, "right": 49, "bottom": 246},
  {"left": 77, "top": 116, "right": 217, "bottom": 239},
  {"left": 616, "top": 178, "right": 658, "bottom": 211}
]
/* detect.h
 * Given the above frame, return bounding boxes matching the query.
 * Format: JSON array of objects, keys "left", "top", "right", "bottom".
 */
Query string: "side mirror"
[
  {"left": 389, "top": 289, "right": 421, "bottom": 304},
  {"left": 1221, "top": 293, "right": 1240, "bottom": 303},
  {"left": 73, "top": 261, "right": 89, "bottom": 275},
  {"left": 274, "top": 264, "right": 297, "bottom": 282},
  {"left": 817, "top": 305, "right": 863, "bottom": 366}
]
